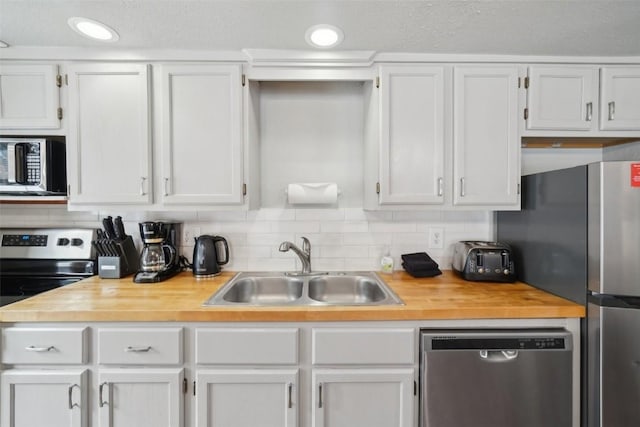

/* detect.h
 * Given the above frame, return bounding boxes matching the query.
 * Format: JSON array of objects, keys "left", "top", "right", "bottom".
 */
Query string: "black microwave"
[{"left": 0, "top": 136, "right": 67, "bottom": 195}]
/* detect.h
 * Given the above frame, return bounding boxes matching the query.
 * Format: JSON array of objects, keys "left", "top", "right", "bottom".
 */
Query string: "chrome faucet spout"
[{"left": 279, "top": 237, "right": 312, "bottom": 274}]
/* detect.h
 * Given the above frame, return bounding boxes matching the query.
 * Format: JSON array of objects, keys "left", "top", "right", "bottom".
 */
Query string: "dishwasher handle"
[{"left": 479, "top": 349, "right": 519, "bottom": 362}]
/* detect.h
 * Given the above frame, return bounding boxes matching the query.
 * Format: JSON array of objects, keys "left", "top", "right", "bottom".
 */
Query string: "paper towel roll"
[{"left": 287, "top": 183, "right": 338, "bottom": 204}]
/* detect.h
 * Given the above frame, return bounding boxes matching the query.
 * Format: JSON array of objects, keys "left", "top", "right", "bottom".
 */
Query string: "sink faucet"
[{"left": 279, "top": 237, "right": 312, "bottom": 274}]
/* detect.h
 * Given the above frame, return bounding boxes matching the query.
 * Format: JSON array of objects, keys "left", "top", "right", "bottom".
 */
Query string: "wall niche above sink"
[{"left": 246, "top": 79, "right": 375, "bottom": 209}]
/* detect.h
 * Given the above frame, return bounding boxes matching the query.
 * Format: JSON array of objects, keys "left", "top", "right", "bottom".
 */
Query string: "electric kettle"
[{"left": 192, "top": 235, "right": 230, "bottom": 277}]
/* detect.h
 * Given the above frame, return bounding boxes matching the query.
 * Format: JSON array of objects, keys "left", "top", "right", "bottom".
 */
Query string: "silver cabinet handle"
[
  {"left": 140, "top": 177, "right": 147, "bottom": 196},
  {"left": 68, "top": 384, "right": 80, "bottom": 409},
  {"left": 25, "top": 345, "right": 55, "bottom": 352},
  {"left": 318, "top": 382, "right": 323, "bottom": 408},
  {"left": 460, "top": 177, "right": 466, "bottom": 197},
  {"left": 99, "top": 382, "right": 109, "bottom": 407},
  {"left": 608, "top": 101, "right": 615, "bottom": 120},
  {"left": 287, "top": 382, "right": 293, "bottom": 409},
  {"left": 163, "top": 178, "right": 170, "bottom": 196},
  {"left": 586, "top": 102, "right": 593, "bottom": 121},
  {"left": 125, "top": 346, "right": 152, "bottom": 352},
  {"left": 437, "top": 177, "right": 443, "bottom": 197}
]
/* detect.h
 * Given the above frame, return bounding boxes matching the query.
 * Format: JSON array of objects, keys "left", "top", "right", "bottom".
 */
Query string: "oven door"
[{"left": 0, "top": 276, "right": 82, "bottom": 306}]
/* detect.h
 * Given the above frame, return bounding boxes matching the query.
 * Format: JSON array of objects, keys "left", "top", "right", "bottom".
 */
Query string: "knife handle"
[
  {"left": 113, "top": 216, "right": 126, "bottom": 240},
  {"left": 102, "top": 216, "right": 116, "bottom": 240}
]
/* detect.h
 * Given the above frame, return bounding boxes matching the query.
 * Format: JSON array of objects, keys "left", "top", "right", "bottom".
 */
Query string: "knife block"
[{"left": 98, "top": 236, "right": 139, "bottom": 279}]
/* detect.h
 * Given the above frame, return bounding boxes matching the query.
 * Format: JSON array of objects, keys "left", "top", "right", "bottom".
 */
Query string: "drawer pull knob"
[
  {"left": 125, "top": 346, "right": 152, "bottom": 353},
  {"left": 25, "top": 345, "right": 55, "bottom": 352},
  {"left": 68, "top": 384, "right": 80, "bottom": 410}
]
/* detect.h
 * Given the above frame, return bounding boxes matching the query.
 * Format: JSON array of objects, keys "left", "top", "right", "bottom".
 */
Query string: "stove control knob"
[
  {"left": 71, "top": 238, "right": 84, "bottom": 247},
  {"left": 57, "top": 238, "right": 70, "bottom": 246}
]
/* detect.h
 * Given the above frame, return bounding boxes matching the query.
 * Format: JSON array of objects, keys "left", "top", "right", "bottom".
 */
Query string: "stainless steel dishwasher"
[{"left": 420, "top": 329, "right": 573, "bottom": 427}]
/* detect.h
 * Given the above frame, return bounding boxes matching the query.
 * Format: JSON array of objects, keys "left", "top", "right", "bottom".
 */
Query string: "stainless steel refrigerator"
[{"left": 497, "top": 160, "right": 640, "bottom": 427}]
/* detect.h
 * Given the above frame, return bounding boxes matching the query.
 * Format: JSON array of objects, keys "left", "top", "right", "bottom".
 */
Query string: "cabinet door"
[
  {"left": 66, "top": 63, "right": 152, "bottom": 204},
  {"left": 453, "top": 66, "right": 520, "bottom": 206},
  {"left": 98, "top": 368, "right": 183, "bottom": 427},
  {"left": 526, "top": 66, "right": 597, "bottom": 130},
  {"left": 600, "top": 67, "right": 640, "bottom": 130},
  {"left": 159, "top": 64, "right": 243, "bottom": 205},
  {"left": 312, "top": 368, "right": 414, "bottom": 427},
  {"left": 1, "top": 369, "right": 87, "bottom": 427},
  {"left": 196, "top": 369, "right": 297, "bottom": 427},
  {"left": 0, "top": 63, "right": 61, "bottom": 129},
  {"left": 378, "top": 65, "right": 445, "bottom": 204}
]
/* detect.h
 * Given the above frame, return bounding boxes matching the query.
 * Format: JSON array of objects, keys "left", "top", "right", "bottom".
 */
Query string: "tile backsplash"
[{"left": 0, "top": 205, "right": 493, "bottom": 272}]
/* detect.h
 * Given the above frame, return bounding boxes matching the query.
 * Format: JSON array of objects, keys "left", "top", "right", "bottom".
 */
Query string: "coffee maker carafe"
[{"left": 134, "top": 221, "right": 181, "bottom": 283}]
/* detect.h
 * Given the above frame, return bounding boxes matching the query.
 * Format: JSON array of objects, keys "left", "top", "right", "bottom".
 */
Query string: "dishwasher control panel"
[{"left": 430, "top": 336, "right": 567, "bottom": 350}]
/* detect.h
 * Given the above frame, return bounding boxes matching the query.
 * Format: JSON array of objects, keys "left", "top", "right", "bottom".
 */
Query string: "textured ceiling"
[{"left": 1, "top": 0, "right": 639, "bottom": 56}]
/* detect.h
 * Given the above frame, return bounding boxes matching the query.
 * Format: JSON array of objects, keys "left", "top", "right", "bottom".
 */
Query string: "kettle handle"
[
  {"left": 214, "top": 236, "right": 230, "bottom": 266},
  {"left": 162, "top": 244, "right": 177, "bottom": 270}
]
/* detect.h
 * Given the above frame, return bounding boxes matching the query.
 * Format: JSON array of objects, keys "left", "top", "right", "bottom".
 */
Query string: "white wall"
[{"left": 0, "top": 205, "right": 492, "bottom": 272}]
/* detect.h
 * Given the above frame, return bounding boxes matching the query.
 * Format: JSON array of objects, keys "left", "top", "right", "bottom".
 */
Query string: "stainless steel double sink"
[{"left": 203, "top": 271, "right": 404, "bottom": 306}]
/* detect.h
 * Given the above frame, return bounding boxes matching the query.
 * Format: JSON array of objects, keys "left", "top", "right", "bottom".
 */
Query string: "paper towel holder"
[{"left": 285, "top": 182, "right": 341, "bottom": 205}]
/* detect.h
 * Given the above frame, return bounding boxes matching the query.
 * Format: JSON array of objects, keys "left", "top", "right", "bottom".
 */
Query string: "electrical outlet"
[
  {"left": 183, "top": 226, "right": 201, "bottom": 245},
  {"left": 428, "top": 227, "right": 444, "bottom": 249}
]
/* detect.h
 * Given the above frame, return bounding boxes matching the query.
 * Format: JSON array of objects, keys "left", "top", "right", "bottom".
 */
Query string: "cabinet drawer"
[
  {"left": 98, "top": 327, "right": 183, "bottom": 365},
  {"left": 196, "top": 328, "right": 299, "bottom": 364},
  {"left": 312, "top": 328, "right": 415, "bottom": 365},
  {"left": 1, "top": 327, "right": 87, "bottom": 364}
]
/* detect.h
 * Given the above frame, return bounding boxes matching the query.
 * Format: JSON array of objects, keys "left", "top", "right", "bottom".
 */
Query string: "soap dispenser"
[{"left": 380, "top": 248, "right": 394, "bottom": 274}]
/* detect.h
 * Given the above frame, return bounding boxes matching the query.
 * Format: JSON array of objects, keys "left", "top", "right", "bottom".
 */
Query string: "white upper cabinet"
[
  {"left": 159, "top": 64, "right": 244, "bottom": 205},
  {"left": 600, "top": 67, "right": 640, "bottom": 130},
  {"left": 66, "top": 63, "right": 152, "bottom": 205},
  {"left": 378, "top": 65, "right": 445, "bottom": 205},
  {"left": 0, "top": 63, "right": 61, "bottom": 129},
  {"left": 453, "top": 66, "right": 521, "bottom": 207},
  {"left": 525, "top": 66, "right": 598, "bottom": 131}
]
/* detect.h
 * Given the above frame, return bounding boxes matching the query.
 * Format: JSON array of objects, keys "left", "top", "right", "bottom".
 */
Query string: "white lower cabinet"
[
  {"left": 1, "top": 369, "right": 88, "bottom": 427},
  {"left": 97, "top": 368, "right": 184, "bottom": 427},
  {"left": 196, "top": 369, "right": 298, "bottom": 427},
  {"left": 312, "top": 368, "right": 415, "bottom": 427}
]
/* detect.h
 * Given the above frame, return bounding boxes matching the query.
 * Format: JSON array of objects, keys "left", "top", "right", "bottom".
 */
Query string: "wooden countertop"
[{"left": 0, "top": 271, "right": 585, "bottom": 322}]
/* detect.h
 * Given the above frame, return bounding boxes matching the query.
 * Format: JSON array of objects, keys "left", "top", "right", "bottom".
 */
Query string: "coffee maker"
[{"left": 133, "top": 221, "right": 181, "bottom": 283}]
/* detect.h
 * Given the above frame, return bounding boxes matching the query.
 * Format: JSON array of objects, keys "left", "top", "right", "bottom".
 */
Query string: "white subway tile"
[
  {"left": 320, "top": 221, "right": 368, "bottom": 233},
  {"left": 344, "top": 258, "right": 379, "bottom": 271},
  {"left": 232, "top": 245, "right": 272, "bottom": 258},
  {"left": 392, "top": 211, "right": 443, "bottom": 222},
  {"left": 246, "top": 208, "right": 296, "bottom": 222},
  {"left": 295, "top": 208, "right": 345, "bottom": 221},
  {"left": 369, "top": 222, "right": 416, "bottom": 233},
  {"left": 342, "top": 232, "right": 392, "bottom": 245},
  {"left": 312, "top": 258, "right": 346, "bottom": 272},
  {"left": 392, "top": 232, "right": 429, "bottom": 245},
  {"left": 248, "top": 258, "right": 296, "bottom": 271},
  {"left": 318, "top": 245, "right": 369, "bottom": 258},
  {"left": 197, "top": 211, "right": 247, "bottom": 222},
  {"left": 246, "top": 232, "right": 296, "bottom": 246},
  {"left": 344, "top": 209, "right": 393, "bottom": 221},
  {"left": 271, "top": 221, "right": 320, "bottom": 233},
  {"left": 217, "top": 222, "right": 272, "bottom": 233}
]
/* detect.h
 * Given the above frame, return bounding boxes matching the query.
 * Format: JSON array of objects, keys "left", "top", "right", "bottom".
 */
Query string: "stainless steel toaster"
[{"left": 451, "top": 241, "right": 516, "bottom": 282}]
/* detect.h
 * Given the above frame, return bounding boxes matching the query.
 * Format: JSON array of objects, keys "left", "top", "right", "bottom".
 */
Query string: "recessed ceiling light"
[
  {"left": 305, "top": 24, "right": 344, "bottom": 49},
  {"left": 68, "top": 17, "right": 119, "bottom": 42},
  {"left": 0, "top": 40, "right": 8, "bottom": 48}
]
